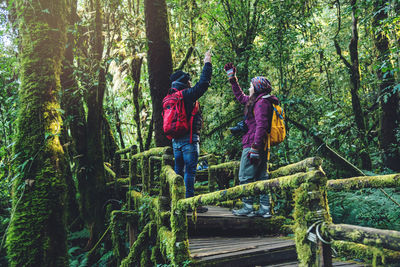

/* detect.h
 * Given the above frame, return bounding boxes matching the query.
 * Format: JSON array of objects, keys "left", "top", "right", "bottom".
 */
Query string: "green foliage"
[
  {"left": 328, "top": 188, "right": 400, "bottom": 231},
  {"left": 0, "top": 0, "right": 399, "bottom": 265}
]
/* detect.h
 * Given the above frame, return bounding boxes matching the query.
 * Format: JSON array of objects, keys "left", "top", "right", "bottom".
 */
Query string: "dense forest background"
[{"left": 0, "top": 0, "right": 399, "bottom": 266}]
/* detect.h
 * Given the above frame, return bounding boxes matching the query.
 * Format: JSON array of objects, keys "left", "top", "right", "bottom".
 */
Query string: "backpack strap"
[
  {"left": 189, "top": 101, "right": 199, "bottom": 143},
  {"left": 266, "top": 133, "right": 271, "bottom": 173}
]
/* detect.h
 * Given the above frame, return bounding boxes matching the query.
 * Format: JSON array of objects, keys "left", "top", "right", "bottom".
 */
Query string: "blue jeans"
[{"left": 172, "top": 134, "right": 199, "bottom": 198}]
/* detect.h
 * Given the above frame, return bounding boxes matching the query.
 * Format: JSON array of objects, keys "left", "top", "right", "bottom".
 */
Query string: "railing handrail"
[
  {"left": 116, "top": 146, "right": 400, "bottom": 266},
  {"left": 321, "top": 223, "right": 400, "bottom": 252},
  {"left": 327, "top": 173, "right": 400, "bottom": 191},
  {"left": 178, "top": 170, "right": 325, "bottom": 209}
]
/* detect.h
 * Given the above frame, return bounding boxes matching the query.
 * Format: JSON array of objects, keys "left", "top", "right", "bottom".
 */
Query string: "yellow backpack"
[{"left": 262, "top": 96, "right": 286, "bottom": 162}]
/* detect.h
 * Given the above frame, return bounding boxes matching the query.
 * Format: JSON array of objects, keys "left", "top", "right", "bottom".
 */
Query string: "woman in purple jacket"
[{"left": 224, "top": 63, "right": 279, "bottom": 217}]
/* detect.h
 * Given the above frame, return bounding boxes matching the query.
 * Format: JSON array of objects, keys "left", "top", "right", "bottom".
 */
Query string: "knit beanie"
[
  {"left": 251, "top": 76, "right": 272, "bottom": 94},
  {"left": 170, "top": 70, "right": 191, "bottom": 85}
]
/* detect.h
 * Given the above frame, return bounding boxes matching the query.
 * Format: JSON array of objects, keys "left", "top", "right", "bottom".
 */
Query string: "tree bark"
[
  {"left": 373, "top": 0, "right": 400, "bottom": 171},
  {"left": 7, "top": 0, "right": 69, "bottom": 265},
  {"left": 131, "top": 56, "right": 144, "bottom": 152},
  {"left": 102, "top": 112, "right": 118, "bottom": 164},
  {"left": 334, "top": 0, "right": 371, "bottom": 170},
  {"left": 114, "top": 109, "right": 125, "bottom": 149},
  {"left": 60, "top": 0, "right": 84, "bottom": 231},
  {"left": 82, "top": 0, "right": 107, "bottom": 248},
  {"left": 144, "top": 0, "right": 173, "bottom": 147}
]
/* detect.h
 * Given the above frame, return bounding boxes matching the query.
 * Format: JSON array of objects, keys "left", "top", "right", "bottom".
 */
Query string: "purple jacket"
[{"left": 230, "top": 79, "right": 279, "bottom": 149}]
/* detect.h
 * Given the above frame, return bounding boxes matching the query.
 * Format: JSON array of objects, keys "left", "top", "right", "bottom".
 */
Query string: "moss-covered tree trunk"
[
  {"left": 6, "top": 0, "right": 68, "bottom": 266},
  {"left": 81, "top": 0, "right": 108, "bottom": 247},
  {"left": 131, "top": 56, "right": 145, "bottom": 152},
  {"left": 103, "top": 112, "right": 118, "bottom": 164},
  {"left": 144, "top": 0, "right": 173, "bottom": 147},
  {"left": 373, "top": 0, "right": 400, "bottom": 172},
  {"left": 60, "top": 0, "right": 83, "bottom": 230}
]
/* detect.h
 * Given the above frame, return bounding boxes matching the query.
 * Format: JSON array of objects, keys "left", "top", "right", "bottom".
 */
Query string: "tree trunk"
[
  {"left": 114, "top": 109, "right": 125, "bottom": 149},
  {"left": 7, "top": 0, "right": 68, "bottom": 265},
  {"left": 61, "top": 0, "right": 110, "bottom": 246},
  {"left": 81, "top": 0, "right": 107, "bottom": 248},
  {"left": 373, "top": 0, "right": 400, "bottom": 171},
  {"left": 60, "top": 0, "right": 84, "bottom": 231},
  {"left": 131, "top": 56, "right": 145, "bottom": 152},
  {"left": 102, "top": 112, "right": 118, "bottom": 164},
  {"left": 348, "top": 0, "right": 371, "bottom": 170},
  {"left": 334, "top": 0, "right": 372, "bottom": 170},
  {"left": 144, "top": 0, "right": 173, "bottom": 147}
]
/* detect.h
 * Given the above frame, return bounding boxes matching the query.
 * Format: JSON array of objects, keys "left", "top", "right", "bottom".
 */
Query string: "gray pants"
[{"left": 239, "top": 147, "right": 270, "bottom": 206}]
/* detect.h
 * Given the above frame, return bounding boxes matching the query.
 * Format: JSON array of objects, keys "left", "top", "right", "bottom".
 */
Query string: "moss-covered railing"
[
  {"left": 113, "top": 151, "right": 333, "bottom": 266},
  {"left": 111, "top": 146, "right": 400, "bottom": 266},
  {"left": 317, "top": 174, "right": 400, "bottom": 266}
]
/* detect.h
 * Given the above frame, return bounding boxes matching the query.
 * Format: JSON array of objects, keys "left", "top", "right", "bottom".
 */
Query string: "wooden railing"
[{"left": 109, "top": 147, "right": 400, "bottom": 266}]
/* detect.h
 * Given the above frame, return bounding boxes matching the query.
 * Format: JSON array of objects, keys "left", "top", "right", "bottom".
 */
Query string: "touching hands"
[
  {"left": 224, "top": 63, "right": 236, "bottom": 79},
  {"left": 204, "top": 50, "right": 212, "bottom": 64}
]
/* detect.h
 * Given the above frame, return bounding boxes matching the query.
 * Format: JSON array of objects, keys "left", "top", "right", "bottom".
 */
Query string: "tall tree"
[
  {"left": 144, "top": 0, "right": 173, "bottom": 147},
  {"left": 334, "top": 0, "right": 372, "bottom": 170},
  {"left": 79, "top": 0, "right": 108, "bottom": 248},
  {"left": 6, "top": 0, "right": 69, "bottom": 265},
  {"left": 60, "top": 0, "right": 83, "bottom": 230},
  {"left": 373, "top": 0, "right": 400, "bottom": 171}
]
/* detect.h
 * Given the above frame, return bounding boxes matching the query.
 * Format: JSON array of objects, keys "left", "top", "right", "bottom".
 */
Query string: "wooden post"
[
  {"left": 318, "top": 240, "right": 332, "bottom": 267},
  {"left": 208, "top": 166, "right": 216, "bottom": 192},
  {"left": 129, "top": 145, "right": 138, "bottom": 194},
  {"left": 127, "top": 145, "right": 137, "bottom": 248},
  {"left": 113, "top": 153, "right": 121, "bottom": 179},
  {"left": 293, "top": 168, "right": 332, "bottom": 267}
]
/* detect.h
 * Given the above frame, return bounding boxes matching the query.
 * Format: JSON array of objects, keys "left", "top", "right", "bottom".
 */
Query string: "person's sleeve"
[
  {"left": 229, "top": 78, "right": 249, "bottom": 105},
  {"left": 253, "top": 99, "right": 270, "bottom": 149},
  {"left": 182, "top": 62, "right": 212, "bottom": 102}
]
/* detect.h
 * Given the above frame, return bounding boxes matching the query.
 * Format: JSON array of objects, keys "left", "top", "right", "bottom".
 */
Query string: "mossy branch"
[
  {"left": 332, "top": 240, "right": 400, "bottom": 265},
  {"left": 174, "top": 46, "right": 194, "bottom": 71},
  {"left": 270, "top": 157, "right": 323, "bottom": 179},
  {"left": 323, "top": 223, "right": 400, "bottom": 252},
  {"left": 179, "top": 170, "right": 326, "bottom": 209},
  {"left": 327, "top": 174, "right": 400, "bottom": 191},
  {"left": 116, "top": 145, "right": 137, "bottom": 155},
  {"left": 131, "top": 146, "right": 172, "bottom": 160}
]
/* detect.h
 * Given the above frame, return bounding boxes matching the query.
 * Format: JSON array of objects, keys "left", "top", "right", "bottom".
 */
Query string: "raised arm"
[
  {"left": 182, "top": 51, "right": 212, "bottom": 102},
  {"left": 224, "top": 62, "right": 249, "bottom": 105}
]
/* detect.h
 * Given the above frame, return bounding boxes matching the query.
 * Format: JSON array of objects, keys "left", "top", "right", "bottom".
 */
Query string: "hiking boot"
[
  {"left": 232, "top": 203, "right": 254, "bottom": 216},
  {"left": 254, "top": 204, "right": 272, "bottom": 218}
]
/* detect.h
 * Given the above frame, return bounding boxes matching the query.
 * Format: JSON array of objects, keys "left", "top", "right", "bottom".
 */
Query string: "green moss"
[
  {"left": 327, "top": 174, "right": 400, "bottom": 191},
  {"left": 270, "top": 157, "right": 323, "bottom": 179},
  {"left": 120, "top": 222, "right": 155, "bottom": 267},
  {"left": 110, "top": 211, "right": 139, "bottom": 266},
  {"left": 6, "top": 0, "right": 69, "bottom": 266},
  {"left": 178, "top": 170, "right": 325, "bottom": 209},
  {"left": 331, "top": 240, "right": 400, "bottom": 266}
]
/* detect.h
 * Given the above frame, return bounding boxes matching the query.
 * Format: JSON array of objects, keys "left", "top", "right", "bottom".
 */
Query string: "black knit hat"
[{"left": 170, "top": 70, "right": 191, "bottom": 84}]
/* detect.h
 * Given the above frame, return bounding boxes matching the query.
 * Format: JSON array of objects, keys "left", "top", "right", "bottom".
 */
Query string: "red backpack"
[{"left": 162, "top": 89, "right": 199, "bottom": 143}]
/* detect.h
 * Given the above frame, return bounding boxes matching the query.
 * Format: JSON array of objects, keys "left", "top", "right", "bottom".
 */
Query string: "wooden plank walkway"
[
  {"left": 187, "top": 206, "right": 284, "bottom": 236},
  {"left": 189, "top": 236, "right": 297, "bottom": 266},
  {"left": 187, "top": 206, "right": 368, "bottom": 266}
]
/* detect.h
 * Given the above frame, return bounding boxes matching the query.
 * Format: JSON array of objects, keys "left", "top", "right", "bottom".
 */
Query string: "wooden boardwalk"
[
  {"left": 187, "top": 206, "right": 368, "bottom": 266},
  {"left": 189, "top": 236, "right": 297, "bottom": 266}
]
